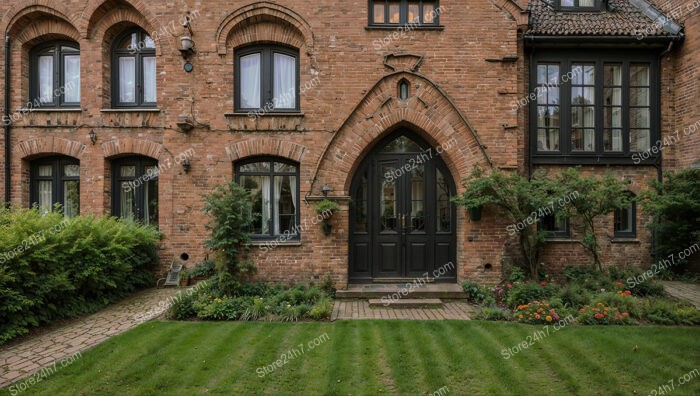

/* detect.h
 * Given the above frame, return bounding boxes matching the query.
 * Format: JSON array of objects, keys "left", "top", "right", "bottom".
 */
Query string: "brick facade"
[{"left": 0, "top": 1, "right": 696, "bottom": 287}]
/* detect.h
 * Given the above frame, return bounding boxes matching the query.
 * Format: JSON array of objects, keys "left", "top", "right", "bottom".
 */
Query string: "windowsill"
[
  {"left": 611, "top": 238, "right": 640, "bottom": 244},
  {"left": 251, "top": 240, "right": 302, "bottom": 247},
  {"left": 544, "top": 238, "right": 578, "bottom": 243},
  {"left": 365, "top": 25, "right": 445, "bottom": 31},
  {"left": 101, "top": 108, "right": 161, "bottom": 113},
  {"left": 224, "top": 112, "right": 304, "bottom": 117},
  {"left": 16, "top": 108, "right": 82, "bottom": 113}
]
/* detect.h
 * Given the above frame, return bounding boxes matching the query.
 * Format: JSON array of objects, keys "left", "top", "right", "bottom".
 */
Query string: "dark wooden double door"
[{"left": 349, "top": 133, "right": 457, "bottom": 282}]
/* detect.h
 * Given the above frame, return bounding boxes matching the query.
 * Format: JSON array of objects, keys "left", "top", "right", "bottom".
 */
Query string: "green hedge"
[{"left": 0, "top": 208, "right": 160, "bottom": 345}]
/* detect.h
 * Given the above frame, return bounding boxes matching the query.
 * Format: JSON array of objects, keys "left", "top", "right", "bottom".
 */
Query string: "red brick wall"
[{"left": 0, "top": 0, "right": 693, "bottom": 286}]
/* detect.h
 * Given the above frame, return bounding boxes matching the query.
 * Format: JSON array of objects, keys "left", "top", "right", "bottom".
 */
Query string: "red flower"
[
  {"left": 540, "top": 281, "right": 548, "bottom": 287},
  {"left": 506, "top": 283, "right": 512, "bottom": 288},
  {"left": 624, "top": 290, "right": 632, "bottom": 296},
  {"left": 594, "top": 313, "right": 604, "bottom": 319},
  {"left": 616, "top": 282, "right": 623, "bottom": 287}
]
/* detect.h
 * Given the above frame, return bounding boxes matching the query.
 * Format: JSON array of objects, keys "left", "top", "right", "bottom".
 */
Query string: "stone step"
[
  {"left": 368, "top": 298, "right": 444, "bottom": 308},
  {"left": 336, "top": 283, "right": 466, "bottom": 299}
]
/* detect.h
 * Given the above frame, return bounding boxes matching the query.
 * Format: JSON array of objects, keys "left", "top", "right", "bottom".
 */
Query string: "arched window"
[
  {"left": 30, "top": 42, "right": 80, "bottom": 107},
  {"left": 235, "top": 45, "right": 299, "bottom": 113},
  {"left": 112, "top": 29, "right": 156, "bottom": 107},
  {"left": 614, "top": 193, "right": 636, "bottom": 238},
  {"left": 398, "top": 79, "right": 410, "bottom": 100},
  {"left": 112, "top": 156, "right": 159, "bottom": 225},
  {"left": 30, "top": 156, "right": 80, "bottom": 217},
  {"left": 235, "top": 158, "right": 300, "bottom": 239}
]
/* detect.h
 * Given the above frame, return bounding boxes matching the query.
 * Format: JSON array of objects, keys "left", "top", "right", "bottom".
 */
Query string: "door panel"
[{"left": 349, "top": 132, "right": 457, "bottom": 282}]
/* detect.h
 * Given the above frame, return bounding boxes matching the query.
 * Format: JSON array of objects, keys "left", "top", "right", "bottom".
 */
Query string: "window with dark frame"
[
  {"left": 30, "top": 156, "right": 80, "bottom": 217},
  {"left": 558, "top": 0, "right": 600, "bottom": 10},
  {"left": 369, "top": 0, "right": 441, "bottom": 26},
  {"left": 29, "top": 42, "right": 80, "bottom": 108},
  {"left": 540, "top": 214, "right": 569, "bottom": 238},
  {"left": 531, "top": 51, "right": 658, "bottom": 163},
  {"left": 234, "top": 45, "right": 299, "bottom": 113},
  {"left": 235, "top": 158, "right": 300, "bottom": 240},
  {"left": 112, "top": 156, "right": 159, "bottom": 226},
  {"left": 111, "top": 29, "right": 157, "bottom": 108},
  {"left": 614, "top": 194, "right": 636, "bottom": 239}
]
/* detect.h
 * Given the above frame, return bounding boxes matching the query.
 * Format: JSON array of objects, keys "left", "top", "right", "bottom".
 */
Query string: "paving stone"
[
  {"left": 332, "top": 300, "right": 473, "bottom": 321},
  {"left": 0, "top": 288, "right": 179, "bottom": 389},
  {"left": 660, "top": 281, "right": 700, "bottom": 309}
]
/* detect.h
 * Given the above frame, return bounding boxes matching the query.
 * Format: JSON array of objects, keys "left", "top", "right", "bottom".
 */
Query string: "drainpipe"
[{"left": 4, "top": 33, "right": 10, "bottom": 206}]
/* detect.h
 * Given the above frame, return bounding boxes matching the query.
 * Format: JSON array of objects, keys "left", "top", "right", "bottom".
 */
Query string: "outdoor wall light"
[
  {"left": 322, "top": 184, "right": 331, "bottom": 197},
  {"left": 182, "top": 158, "right": 191, "bottom": 173},
  {"left": 88, "top": 130, "right": 97, "bottom": 145}
]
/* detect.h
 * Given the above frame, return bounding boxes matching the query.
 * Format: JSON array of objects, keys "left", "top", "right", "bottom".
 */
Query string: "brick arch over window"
[
  {"left": 80, "top": 0, "right": 161, "bottom": 39},
  {"left": 16, "top": 137, "right": 86, "bottom": 160},
  {"left": 1, "top": 2, "right": 80, "bottom": 37},
  {"left": 85, "top": 4, "right": 165, "bottom": 55},
  {"left": 225, "top": 139, "right": 307, "bottom": 163},
  {"left": 15, "top": 19, "right": 81, "bottom": 45},
  {"left": 216, "top": 2, "right": 314, "bottom": 55},
  {"left": 101, "top": 138, "right": 164, "bottom": 160},
  {"left": 311, "top": 72, "right": 495, "bottom": 195}
]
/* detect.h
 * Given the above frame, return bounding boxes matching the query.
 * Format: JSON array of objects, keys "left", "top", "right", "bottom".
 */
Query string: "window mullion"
[
  {"left": 622, "top": 61, "right": 630, "bottom": 155},
  {"left": 595, "top": 60, "right": 603, "bottom": 154}
]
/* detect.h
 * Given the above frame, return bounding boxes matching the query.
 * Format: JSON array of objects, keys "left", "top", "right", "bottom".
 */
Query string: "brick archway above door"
[{"left": 312, "top": 71, "right": 495, "bottom": 196}]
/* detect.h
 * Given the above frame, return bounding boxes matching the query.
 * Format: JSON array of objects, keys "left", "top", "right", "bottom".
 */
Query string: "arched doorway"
[{"left": 349, "top": 131, "right": 457, "bottom": 283}]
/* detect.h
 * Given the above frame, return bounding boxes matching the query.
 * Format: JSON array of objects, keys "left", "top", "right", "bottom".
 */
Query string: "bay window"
[{"left": 531, "top": 50, "right": 659, "bottom": 164}]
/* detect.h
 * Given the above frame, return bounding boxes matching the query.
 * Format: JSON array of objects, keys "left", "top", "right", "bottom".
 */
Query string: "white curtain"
[
  {"left": 119, "top": 57, "right": 136, "bottom": 103},
  {"left": 289, "top": 176, "right": 297, "bottom": 219},
  {"left": 143, "top": 57, "right": 156, "bottom": 103},
  {"left": 273, "top": 53, "right": 295, "bottom": 109},
  {"left": 120, "top": 182, "right": 135, "bottom": 220},
  {"left": 274, "top": 177, "right": 284, "bottom": 235},
  {"left": 261, "top": 176, "right": 271, "bottom": 234},
  {"left": 38, "top": 56, "right": 53, "bottom": 103},
  {"left": 240, "top": 54, "right": 261, "bottom": 108},
  {"left": 38, "top": 181, "right": 52, "bottom": 214},
  {"left": 63, "top": 55, "right": 80, "bottom": 103}
]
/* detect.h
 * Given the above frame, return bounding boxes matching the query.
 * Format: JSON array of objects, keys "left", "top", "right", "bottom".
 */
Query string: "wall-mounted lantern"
[{"left": 88, "top": 130, "right": 97, "bottom": 145}]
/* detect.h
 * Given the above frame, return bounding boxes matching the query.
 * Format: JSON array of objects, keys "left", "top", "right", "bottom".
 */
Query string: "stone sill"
[
  {"left": 250, "top": 240, "right": 302, "bottom": 247},
  {"left": 101, "top": 108, "right": 161, "bottom": 113},
  {"left": 611, "top": 238, "right": 641, "bottom": 244},
  {"left": 365, "top": 25, "right": 445, "bottom": 31},
  {"left": 224, "top": 112, "right": 305, "bottom": 117},
  {"left": 16, "top": 108, "right": 82, "bottom": 113},
  {"left": 544, "top": 238, "right": 578, "bottom": 243}
]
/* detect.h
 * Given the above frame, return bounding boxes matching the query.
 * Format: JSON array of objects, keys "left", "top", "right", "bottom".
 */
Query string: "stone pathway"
[
  {"left": 661, "top": 281, "right": 700, "bottom": 309},
  {"left": 0, "top": 288, "right": 179, "bottom": 388},
  {"left": 331, "top": 300, "right": 474, "bottom": 320}
]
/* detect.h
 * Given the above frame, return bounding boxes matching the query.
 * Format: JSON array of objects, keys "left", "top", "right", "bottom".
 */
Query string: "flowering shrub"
[
  {"left": 576, "top": 303, "right": 634, "bottom": 325},
  {"left": 513, "top": 301, "right": 561, "bottom": 325},
  {"left": 506, "top": 282, "right": 558, "bottom": 308}
]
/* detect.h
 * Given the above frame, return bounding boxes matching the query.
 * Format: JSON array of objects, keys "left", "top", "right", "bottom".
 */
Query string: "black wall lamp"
[
  {"left": 322, "top": 184, "right": 331, "bottom": 197},
  {"left": 182, "top": 158, "right": 191, "bottom": 173},
  {"left": 88, "top": 130, "right": 97, "bottom": 145}
]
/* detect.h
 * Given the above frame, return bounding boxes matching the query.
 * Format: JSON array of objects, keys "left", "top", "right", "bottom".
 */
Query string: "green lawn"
[{"left": 2, "top": 321, "right": 699, "bottom": 395}]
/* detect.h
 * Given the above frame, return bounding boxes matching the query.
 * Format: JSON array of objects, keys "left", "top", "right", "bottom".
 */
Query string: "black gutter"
[
  {"left": 523, "top": 34, "right": 683, "bottom": 47},
  {"left": 4, "top": 33, "right": 10, "bottom": 206}
]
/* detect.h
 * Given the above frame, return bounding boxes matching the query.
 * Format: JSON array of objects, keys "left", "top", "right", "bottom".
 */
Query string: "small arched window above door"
[{"left": 398, "top": 79, "right": 410, "bottom": 101}]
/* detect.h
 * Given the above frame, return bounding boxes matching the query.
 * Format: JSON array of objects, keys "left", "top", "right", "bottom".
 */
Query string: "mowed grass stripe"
[
  {"left": 466, "top": 323, "right": 531, "bottom": 395},
  {"left": 262, "top": 323, "right": 328, "bottom": 393},
  {"left": 378, "top": 321, "right": 427, "bottom": 394},
  {"left": 366, "top": 320, "right": 400, "bottom": 394},
  {"left": 323, "top": 321, "right": 361, "bottom": 394},
  {"left": 410, "top": 322, "right": 452, "bottom": 392},
  {"left": 442, "top": 321, "right": 510, "bottom": 394},
  {"left": 484, "top": 322, "right": 570, "bottom": 392},
  {"left": 227, "top": 323, "right": 295, "bottom": 392}
]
